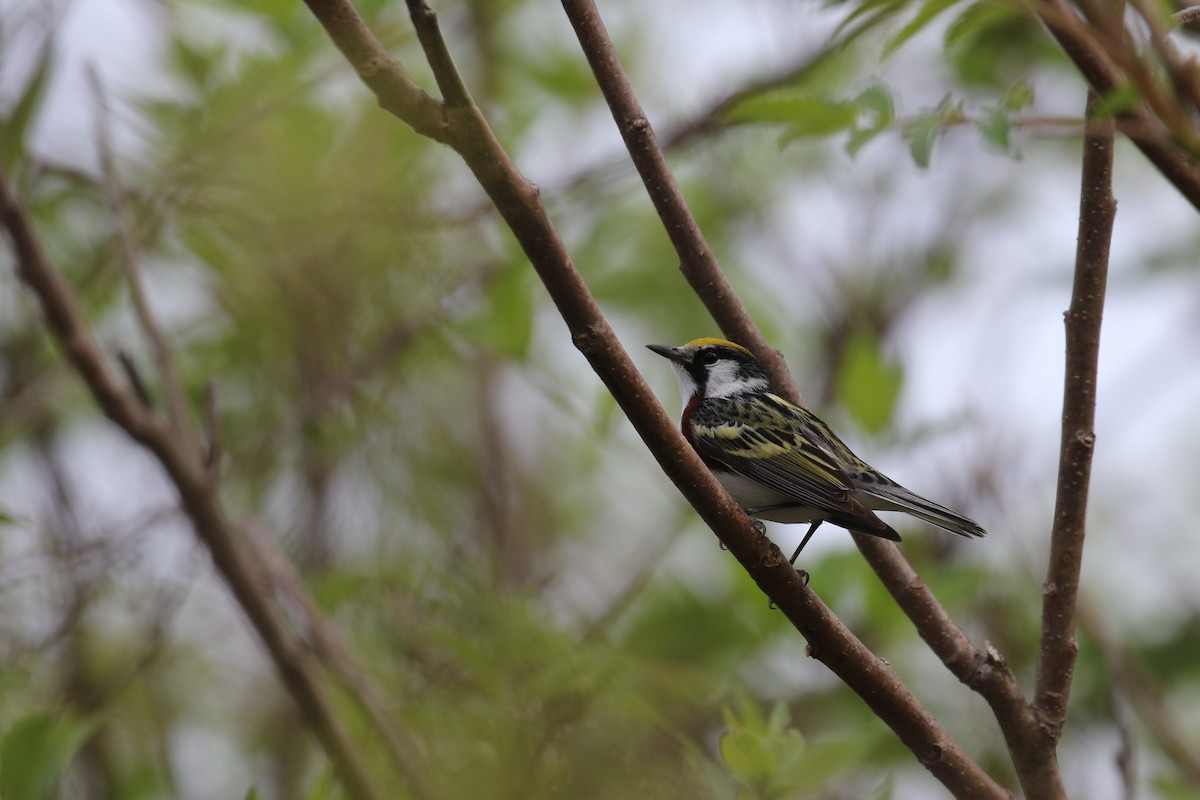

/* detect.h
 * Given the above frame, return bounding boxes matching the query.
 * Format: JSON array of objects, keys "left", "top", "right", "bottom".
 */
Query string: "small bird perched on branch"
[{"left": 648, "top": 338, "right": 985, "bottom": 578}]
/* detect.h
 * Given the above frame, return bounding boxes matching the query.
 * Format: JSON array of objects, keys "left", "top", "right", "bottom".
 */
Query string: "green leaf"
[
  {"left": 901, "top": 97, "right": 962, "bottom": 168},
  {"left": 719, "top": 700, "right": 810, "bottom": 797},
  {"left": 459, "top": 257, "right": 534, "bottom": 359},
  {"left": 1091, "top": 83, "right": 1141, "bottom": 117},
  {"left": 0, "top": 713, "right": 93, "bottom": 800},
  {"left": 944, "top": 2, "right": 1057, "bottom": 86},
  {"left": 944, "top": 1, "right": 1017, "bottom": 50},
  {"left": 726, "top": 94, "right": 858, "bottom": 138},
  {"left": 167, "top": 38, "right": 217, "bottom": 91},
  {"left": 765, "top": 701, "right": 791, "bottom": 736},
  {"left": 855, "top": 85, "right": 895, "bottom": 123},
  {"left": 0, "top": 42, "right": 54, "bottom": 170},
  {"left": 847, "top": 85, "right": 895, "bottom": 156},
  {"left": 836, "top": 331, "right": 903, "bottom": 434},
  {"left": 1001, "top": 79, "right": 1035, "bottom": 111},
  {"left": 886, "top": 0, "right": 965, "bottom": 56},
  {"left": 977, "top": 105, "right": 1012, "bottom": 151},
  {"left": 227, "top": 0, "right": 296, "bottom": 22},
  {"left": 902, "top": 113, "right": 941, "bottom": 168},
  {"left": 304, "top": 766, "right": 341, "bottom": 800},
  {"left": 979, "top": 82, "right": 1033, "bottom": 153},
  {"left": 836, "top": 0, "right": 907, "bottom": 39},
  {"left": 720, "top": 727, "right": 777, "bottom": 784}
]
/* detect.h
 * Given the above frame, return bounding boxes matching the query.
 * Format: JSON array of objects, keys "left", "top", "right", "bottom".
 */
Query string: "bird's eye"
[{"left": 700, "top": 351, "right": 719, "bottom": 366}]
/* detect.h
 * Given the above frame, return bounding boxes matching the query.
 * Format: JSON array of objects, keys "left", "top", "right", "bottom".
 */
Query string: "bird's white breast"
[{"left": 712, "top": 471, "right": 824, "bottom": 524}]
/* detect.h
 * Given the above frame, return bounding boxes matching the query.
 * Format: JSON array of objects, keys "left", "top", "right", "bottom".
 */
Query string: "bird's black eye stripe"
[{"left": 700, "top": 351, "right": 719, "bottom": 366}]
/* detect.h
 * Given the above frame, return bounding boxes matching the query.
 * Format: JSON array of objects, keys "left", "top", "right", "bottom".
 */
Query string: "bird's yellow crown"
[{"left": 684, "top": 337, "right": 753, "bottom": 356}]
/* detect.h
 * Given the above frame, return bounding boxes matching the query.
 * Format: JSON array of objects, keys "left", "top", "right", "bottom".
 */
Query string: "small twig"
[
  {"left": 1034, "top": 83, "right": 1115, "bottom": 765},
  {"left": 89, "top": 67, "right": 195, "bottom": 444},
  {"left": 118, "top": 351, "right": 154, "bottom": 409},
  {"left": 405, "top": 0, "right": 472, "bottom": 108},
  {"left": 1111, "top": 679, "right": 1137, "bottom": 800},
  {"left": 0, "top": 167, "right": 154, "bottom": 438},
  {"left": 203, "top": 381, "right": 220, "bottom": 473}
]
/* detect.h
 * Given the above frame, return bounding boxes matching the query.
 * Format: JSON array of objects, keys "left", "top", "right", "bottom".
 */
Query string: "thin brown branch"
[
  {"left": 299, "top": 3, "right": 1009, "bottom": 796},
  {"left": 203, "top": 381, "right": 220, "bottom": 472},
  {"left": 1034, "top": 82, "right": 1115, "bottom": 752},
  {"left": 118, "top": 350, "right": 154, "bottom": 409},
  {"left": 405, "top": 0, "right": 471, "bottom": 108},
  {"left": 0, "top": 168, "right": 391, "bottom": 800},
  {"left": 299, "top": 0, "right": 447, "bottom": 140},
  {"left": 1111, "top": 676, "right": 1137, "bottom": 800},
  {"left": 0, "top": 169, "right": 154, "bottom": 439},
  {"left": 558, "top": 0, "right": 802, "bottom": 403}
]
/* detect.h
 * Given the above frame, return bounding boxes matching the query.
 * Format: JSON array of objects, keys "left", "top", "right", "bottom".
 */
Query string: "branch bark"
[
  {"left": 1034, "top": 87, "right": 1115, "bottom": 741},
  {"left": 299, "top": 2, "right": 1009, "bottom": 796}
]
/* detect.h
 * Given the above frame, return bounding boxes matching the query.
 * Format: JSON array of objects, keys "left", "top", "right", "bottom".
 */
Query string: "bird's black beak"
[{"left": 646, "top": 344, "right": 688, "bottom": 364}]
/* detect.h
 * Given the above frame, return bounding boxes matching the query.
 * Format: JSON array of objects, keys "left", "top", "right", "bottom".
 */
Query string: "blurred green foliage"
[{"left": 1, "top": 0, "right": 1199, "bottom": 798}]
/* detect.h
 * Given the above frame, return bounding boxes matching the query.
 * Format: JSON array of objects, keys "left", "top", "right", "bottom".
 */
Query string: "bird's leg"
[
  {"left": 750, "top": 517, "right": 767, "bottom": 538},
  {"left": 789, "top": 521, "right": 822, "bottom": 567}
]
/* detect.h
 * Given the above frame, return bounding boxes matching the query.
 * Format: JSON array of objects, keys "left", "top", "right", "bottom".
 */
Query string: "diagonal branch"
[
  {"left": 1035, "top": 89, "right": 1114, "bottom": 731},
  {"left": 0, "top": 170, "right": 153, "bottom": 439},
  {"left": 299, "top": 2, "right": 1009, "bottom": 796},
  {"left": 301, "top": 0, "right": 446, "bottom": 140}
]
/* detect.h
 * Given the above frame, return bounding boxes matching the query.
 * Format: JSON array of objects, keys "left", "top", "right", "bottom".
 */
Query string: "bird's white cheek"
[{"left": 672, "top": 365, "right": 699, "bottom": 410}]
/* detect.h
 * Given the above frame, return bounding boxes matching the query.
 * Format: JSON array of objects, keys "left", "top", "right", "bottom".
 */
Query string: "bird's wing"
[
  {"left": 785, "top": 397, "right": 987, "bottom": 539},
  {"left": 692, "top": 394, "right": 895, "bottom": 536}
]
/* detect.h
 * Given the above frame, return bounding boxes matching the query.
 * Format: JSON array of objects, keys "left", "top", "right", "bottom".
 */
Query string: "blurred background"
[{"left": 1, "top": 0, "right": 1199, "bottom": 797}]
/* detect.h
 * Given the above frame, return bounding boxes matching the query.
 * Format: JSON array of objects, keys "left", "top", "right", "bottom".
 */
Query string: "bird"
[{"left": 647, "top": 337, "right": 985, "bottom": 576}]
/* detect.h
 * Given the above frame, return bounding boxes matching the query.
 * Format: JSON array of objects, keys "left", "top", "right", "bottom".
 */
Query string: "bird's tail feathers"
[{"left": 858, "top": 485, "right": 987, "bottom": 539}]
